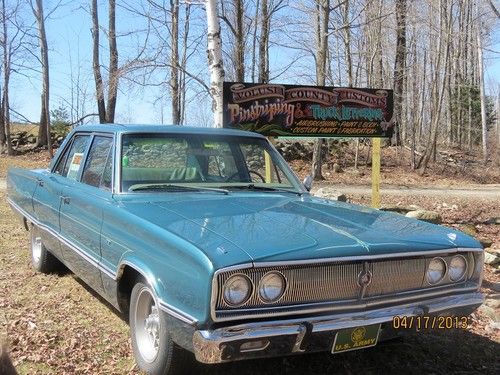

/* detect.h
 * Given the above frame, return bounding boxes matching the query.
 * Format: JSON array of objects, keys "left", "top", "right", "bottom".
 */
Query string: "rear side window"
[
  {"left": 81, "top": 136, "right": 113, "bottom": 189},
  {"left": 55, "top": 135, "right": 91, "bottom": 179}
]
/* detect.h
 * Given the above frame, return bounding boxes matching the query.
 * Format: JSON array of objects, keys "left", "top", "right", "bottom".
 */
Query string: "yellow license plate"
[{"left": 332, "top": 324, "right": 381, "bottom": 353}]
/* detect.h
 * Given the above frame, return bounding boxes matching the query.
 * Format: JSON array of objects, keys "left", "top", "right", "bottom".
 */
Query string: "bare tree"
[
  {"left": 30, "top": 0, "right": 52, "bottom": 156},
  {"left": 205, "top": 0, "right": 225, "bottom": 127},
  {"left": 107, "top": 0, "right": 118, "bottom": 123},
  {"left": 91, "top": 0, "right": 118, "bottom": 123},
  {"left": 311, "top": 0, "right": 330, "bottom": 180},
  {"left": 477, "top": 28, "right": 487, "bottom": 163},
  {"left": 0, "top": 0, "right": 28, "bottom": 155},
  {"left": 220, "top": 0, "right": 246, "bottom": 82},
  {"left": 392, "top": 0, "right": 407, "bottom": 147},
  {"left": 418, "top": 0, "right": 452, "bottom": 174}
]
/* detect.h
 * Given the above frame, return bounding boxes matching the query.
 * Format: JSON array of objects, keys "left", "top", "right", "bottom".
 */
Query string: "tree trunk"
[
  {"left": 311, "top": 0, "right": 330, "bottom": 181},
  {"left": 234, "top": 0, "right": 245, "bottom": 82},
  {"left": 419, "top": 0, "right": 452, "bottom": 174},
  {"left": 258, "top": 0, "right": 269, "bottom": 83},
  {"left": 392, "top": 0, "right": 407, "bottom": 147},
  {"left": 477, "top": 30, "right": 488, "bottom": 163},
  {"left": 170, "top": 0, "right": 180, "bottom": 124},
  {"left": 205, "top": 0, "right": 225, "bottom": 127},
  {"left": 251, "top": 0, "right": 259, "bottom": 82},
  {"left": 91, "top": 0, "right": 106, "bottom": 123},
  {"left": 1, "top": 0, "right": 12, "bottom": 155},
  {"left": 106, "top": 0, "right": 118, "bottom": 123},
  {"left": 34, "top": 0, "right": 52, "bottom": 157}
]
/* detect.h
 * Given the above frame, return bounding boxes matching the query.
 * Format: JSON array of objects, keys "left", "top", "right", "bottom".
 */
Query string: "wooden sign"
[{"left": 223, "top": 82, "right": 394, "bottom": 138}]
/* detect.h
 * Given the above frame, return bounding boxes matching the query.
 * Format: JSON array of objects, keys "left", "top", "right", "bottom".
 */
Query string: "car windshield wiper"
[
  {"left": 221, "top": 184, "right": 302, "bottom": 195},
  {"left": 128, "top": 183, "right": 229, "bottom": 194}
]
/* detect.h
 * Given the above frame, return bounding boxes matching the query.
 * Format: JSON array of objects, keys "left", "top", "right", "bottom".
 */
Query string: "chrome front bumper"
[{"left": 192, "top": 292, "right": 483, "bottom": 364}]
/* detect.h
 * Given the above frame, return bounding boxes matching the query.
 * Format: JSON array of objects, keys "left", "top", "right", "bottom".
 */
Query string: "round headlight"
[
  {"left": 449, "top": 255, "right": 467, "bottom": 282},
  {"left": 258, "top": 272, "right": 286, "bottom": 303},
  {"left": 426, "top": 257, "right": 447, "bottom": 285},
  {"left": 223, "top": 274, "right": 252, "bottom": 306}
]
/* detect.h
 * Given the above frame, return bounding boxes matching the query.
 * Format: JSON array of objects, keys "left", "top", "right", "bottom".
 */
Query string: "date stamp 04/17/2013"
[{"left": 392, "top": 315, "right": 470, "bottom": 330}]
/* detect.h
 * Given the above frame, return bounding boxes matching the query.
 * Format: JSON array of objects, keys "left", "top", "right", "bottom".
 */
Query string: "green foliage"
[
  {"left": 50, "top": 104, "right": 71, "bottom": 138},
  {"left": 449, "top": 84, "right": 495, "bottom": 144}
]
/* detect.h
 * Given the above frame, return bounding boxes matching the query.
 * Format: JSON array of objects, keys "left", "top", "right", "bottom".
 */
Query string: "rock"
[
  {"left": 484, "top": 295, "right": 500, "bottom": 308},
  {"left": 479, "top": 238, "right": 493, "bottom": 248},
  {"left": 313, "top": 187, "right": 347, "bottom": 202},
  {"left": 457, "top": 224, "right": 478, "bottom": 237},
  {"left": 484, "top": 252, "right": 500, "bottom": 266},
  {"left": 405, "top": 210, "right": 442, "bottom": 224},
  {"left": 380, "top": 205, "right": 422, "bottom": 215},
  {"left": 485, "top": 248, "right": 500, "bottom": 255},
  {"left": 491, "top": 282, "right": 500, "bottom": 296},
  {"left": 332, "top": 163, "right": 342, "bottom": 173},
  {"left": 478, "top": 304, "right": 500, "bottom": 322},
  {"left": 484, "top": 217, "right": 500, "bottom": 225}
]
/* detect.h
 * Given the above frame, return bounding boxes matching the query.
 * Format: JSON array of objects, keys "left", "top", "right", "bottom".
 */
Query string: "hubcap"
[
  {"left": 134, "top": 287, "right": 161, "bottom": 363},
  {"left": 32, "top": 235, "right": 42, "bottom": 264}
]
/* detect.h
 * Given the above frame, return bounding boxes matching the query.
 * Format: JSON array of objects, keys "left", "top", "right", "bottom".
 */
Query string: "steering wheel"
[{"left": 225, "top": 170, "right": 266, "bottom": 183}]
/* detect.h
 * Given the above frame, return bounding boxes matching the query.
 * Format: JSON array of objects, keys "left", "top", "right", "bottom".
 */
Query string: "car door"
[
  {"left": 32, "top": 134, "right": 91, "bottom": 258},
  {"left": 59, "top": 134, "right": 114, "bottom": 294}
]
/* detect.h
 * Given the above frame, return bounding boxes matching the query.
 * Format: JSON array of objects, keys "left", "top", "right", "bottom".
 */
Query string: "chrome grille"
[
  {"left": 365, "top": 258, "right": 426, "bottom": 297},
  {"left": 216, "top": 257, "right": 428, "bottom": 311}
]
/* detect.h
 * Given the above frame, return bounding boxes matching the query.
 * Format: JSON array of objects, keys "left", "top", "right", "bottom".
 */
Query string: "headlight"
[
  {"left": 449, "top": 255, "right": 467, "bottom": 282},
  {"left": 426, "top": 257, "right": 447, "bottom": 285},
  {"left": 223, "top": 274, "right": 252, "bottom": 306},
  {"left": 258, "top": 272, "right": 286, "bottom": 303}
]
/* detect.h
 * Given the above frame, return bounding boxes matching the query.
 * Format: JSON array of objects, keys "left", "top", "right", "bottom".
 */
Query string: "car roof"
[{"left": 72, "top": 124, "right": 266, "bottom": 139}]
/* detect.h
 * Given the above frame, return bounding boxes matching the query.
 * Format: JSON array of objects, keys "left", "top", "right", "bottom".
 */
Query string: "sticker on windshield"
[
  {"left": 203, "top": 142, "right": 218, "bottom": 149},
  {"left": 67, "top": 152, "right": 84, "bottom": 180}
]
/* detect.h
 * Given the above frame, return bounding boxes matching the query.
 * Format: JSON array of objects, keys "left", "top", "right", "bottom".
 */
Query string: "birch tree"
[{"left": 205, "top": 0, "right": 224, "bottom": 127}]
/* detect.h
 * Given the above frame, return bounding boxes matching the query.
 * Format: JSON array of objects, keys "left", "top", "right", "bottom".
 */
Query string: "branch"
[
  {"left": 487, "top": 0, "right": 500, "bottom": 19},
  {"left": 10, "top": 108, "right": 37, "bottom": 124},
  {"left": 70, "top": 113, "right": 99, "bottom": 126}
]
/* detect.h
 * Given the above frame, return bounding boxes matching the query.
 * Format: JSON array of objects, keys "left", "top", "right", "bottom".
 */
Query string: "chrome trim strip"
[
  {"left": 158, "top": 300, "right": 198, "bottom": 325},
  {"left": 251, "top": 248, "right": 483, "bottom": 268},
  {"left": 8, "top": 197, "right": 198, "bottom": 326}
]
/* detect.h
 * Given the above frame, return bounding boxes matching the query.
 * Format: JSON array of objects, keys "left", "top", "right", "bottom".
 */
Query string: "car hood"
[{"left": 119, "top": 193, "right": 480, "bottom": 265}]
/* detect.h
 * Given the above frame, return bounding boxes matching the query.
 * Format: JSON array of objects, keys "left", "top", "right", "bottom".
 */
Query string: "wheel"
[
  {"left": 130, "top": 281, "right": 191, "bottom": 375},
  {"left": 30, "top": 225, "right": 60, "bottom": 273},
  {"left": 225, "top": 170, "right": 266, "bottom": 182}
]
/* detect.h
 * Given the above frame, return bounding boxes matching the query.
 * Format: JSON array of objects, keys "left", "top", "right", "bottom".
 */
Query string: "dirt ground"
[{"left": 0, "top": 150, "right": 499, "bottom": 374}]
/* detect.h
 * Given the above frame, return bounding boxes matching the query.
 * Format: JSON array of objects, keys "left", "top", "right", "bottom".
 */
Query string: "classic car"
[{"left": 7, "top": 124, "right": 484, "bottom": 374}]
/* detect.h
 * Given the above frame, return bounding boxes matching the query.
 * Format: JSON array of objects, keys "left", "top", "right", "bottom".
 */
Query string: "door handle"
[
  {"left": 36, "top": 178, "right": 44, "bottom": 187},
  {"left": 61, "top": 196, "right": 71, "bottom": 204}
]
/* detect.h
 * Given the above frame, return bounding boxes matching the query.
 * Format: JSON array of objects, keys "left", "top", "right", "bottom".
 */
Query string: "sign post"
[{"left": 371, "top": 138, "right": 381, "bottom": 208}]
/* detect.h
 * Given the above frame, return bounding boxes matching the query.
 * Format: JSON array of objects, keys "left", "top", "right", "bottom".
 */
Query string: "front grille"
[{"left": 216, "top": 258, "right": 427, "bottom": 310}]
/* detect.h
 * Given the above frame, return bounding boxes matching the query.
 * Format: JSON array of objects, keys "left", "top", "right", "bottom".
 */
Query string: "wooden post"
[
  {"left": 371, "top": 138, "right": 381, "bottom": 208},
  {"left": 265, "top": 151, "right": 272, "bottom": 183}
]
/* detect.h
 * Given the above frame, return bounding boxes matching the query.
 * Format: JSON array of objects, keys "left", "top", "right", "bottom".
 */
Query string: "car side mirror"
[{"left": 303, "top": 175, "right": 313, "bottom": 192}]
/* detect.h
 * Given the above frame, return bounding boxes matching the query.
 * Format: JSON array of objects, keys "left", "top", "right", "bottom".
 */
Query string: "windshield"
[{"left": 120, "top": 133, "right": 303, "bottom": 193}]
